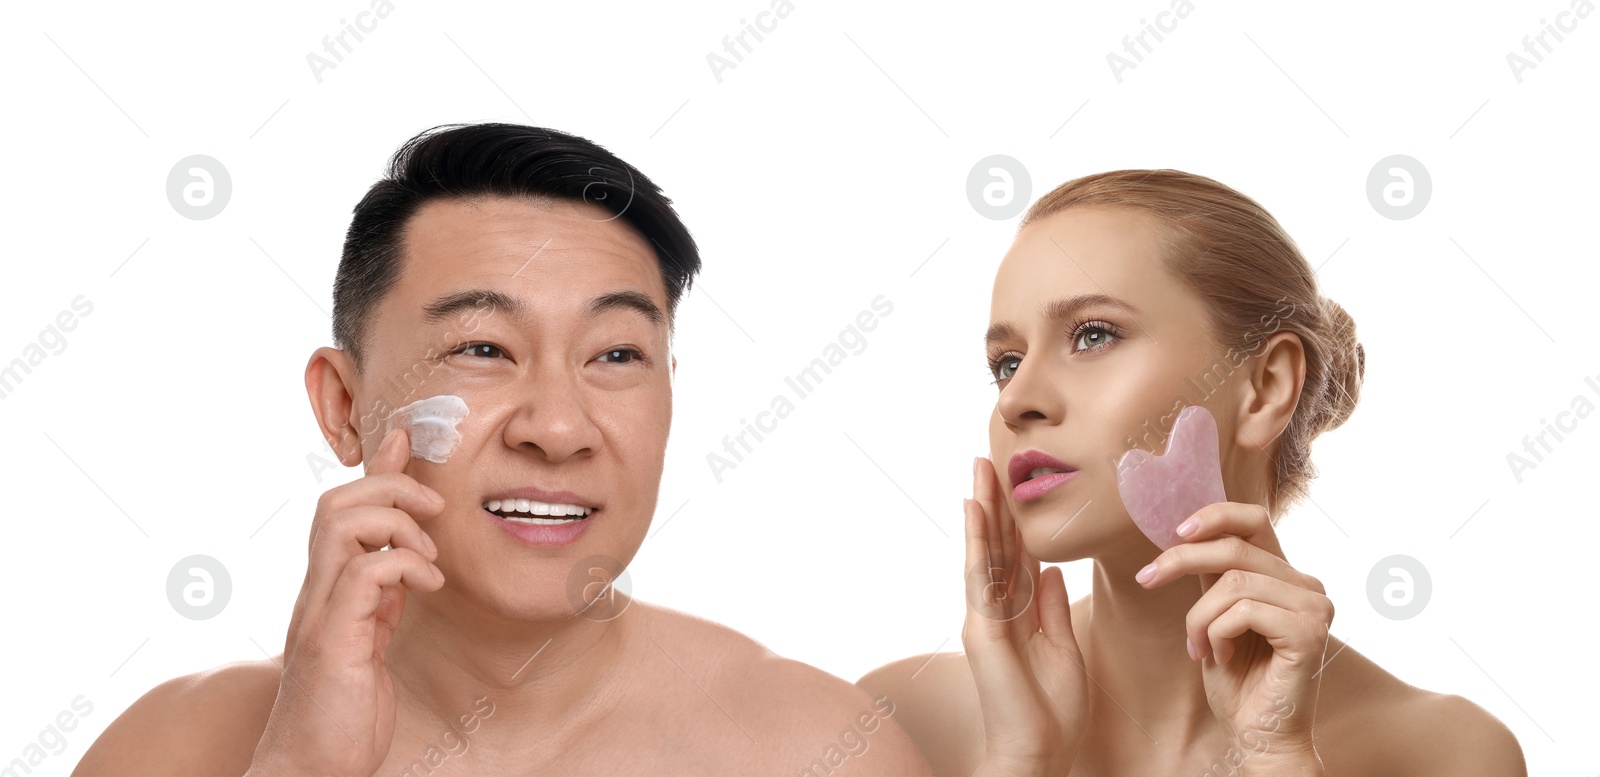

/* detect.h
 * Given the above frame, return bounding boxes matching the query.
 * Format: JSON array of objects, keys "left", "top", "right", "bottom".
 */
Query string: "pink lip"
[
  {"left": 1012, "top": 470, "right": 1079, "bottom": 502},
  {"left": 1008, "top": 449, "right": 1079, "bottom": 503}
]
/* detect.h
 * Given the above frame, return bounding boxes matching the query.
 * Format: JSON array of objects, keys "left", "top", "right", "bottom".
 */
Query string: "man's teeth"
[
  {"left": 1027, "top": 467, "right": 1070, "bottom": 481},
  {"left": 484, "top": 499, "right": 593, "bottom": 521}
]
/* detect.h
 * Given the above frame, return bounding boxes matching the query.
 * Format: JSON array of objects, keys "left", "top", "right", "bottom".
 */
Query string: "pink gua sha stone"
[{"left": 1116, "top": 405, "right": 1228, "bottom": 550}]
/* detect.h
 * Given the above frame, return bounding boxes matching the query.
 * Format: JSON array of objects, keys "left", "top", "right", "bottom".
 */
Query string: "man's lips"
[
  {"left": 1008, "top": 450, "right": 1079, "bottom": 503},
  {"left": 482, "top": 487, "right": 600, "bottom": 548},
  {"left": 481, "top": 487, "right": 602, "bottom": 520},
  {"left": 481, "top": 487, "right": 599, "bottom": 510}
]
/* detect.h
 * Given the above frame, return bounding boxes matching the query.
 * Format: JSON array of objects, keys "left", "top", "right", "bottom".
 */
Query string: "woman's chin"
[
  {"left": 1017, "top": 499, "right": 1146, "bottom": 565},
  {"left": 1016, "top": 513, "right": 1096, "bottom": 564}
]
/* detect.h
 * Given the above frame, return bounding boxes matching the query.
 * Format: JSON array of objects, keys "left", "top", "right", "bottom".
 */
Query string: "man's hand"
[{"left": 247, "top": 427, "right": 447, "bottom": 777}]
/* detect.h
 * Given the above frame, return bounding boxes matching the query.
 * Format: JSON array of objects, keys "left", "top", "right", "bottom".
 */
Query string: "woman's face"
[{"left": 986, "top": 206, "right": 1246, "bottom": 563}]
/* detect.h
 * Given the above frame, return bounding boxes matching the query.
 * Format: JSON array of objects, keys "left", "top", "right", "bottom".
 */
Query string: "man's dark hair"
[{"left": 332, "top": 122, "right": 701, "bottom": 370}]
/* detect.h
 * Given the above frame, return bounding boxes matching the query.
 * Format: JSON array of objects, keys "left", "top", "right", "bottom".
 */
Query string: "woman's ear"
[
  {"left": 1233, "top": 331, "right": 1307, "bottom": 453},
  {"left": 305, "top": 347, "right": 364, "bottom": 467}
]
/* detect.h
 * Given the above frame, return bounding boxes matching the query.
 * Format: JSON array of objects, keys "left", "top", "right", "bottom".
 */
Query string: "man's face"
[{"left": 349, "top": 195, "right": 673, "bottom": 620}]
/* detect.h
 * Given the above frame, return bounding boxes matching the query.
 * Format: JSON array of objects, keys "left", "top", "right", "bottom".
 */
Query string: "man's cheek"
[{"left": 605, "top": 401, "right": 673, "bottom": 463}]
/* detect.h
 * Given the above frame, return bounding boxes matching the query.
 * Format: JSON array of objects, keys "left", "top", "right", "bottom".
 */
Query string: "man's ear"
[
  {"left": 305, "top": 347, "right": 364, "bottom": 467},
  {"left": 670, "top": 354, "right": 677, "bottom": 381},
  {"left": 1233, "top": 331, "right": 1307, "bottom": 453}
]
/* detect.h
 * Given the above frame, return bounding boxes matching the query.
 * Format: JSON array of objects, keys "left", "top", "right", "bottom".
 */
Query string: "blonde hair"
[{"left": 1021, "top": 169, "right": 1364, "bottom": 515}]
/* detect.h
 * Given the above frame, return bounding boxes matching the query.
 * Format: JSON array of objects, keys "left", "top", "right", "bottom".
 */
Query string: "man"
[{"left": 74, "top": 123, "right": 931, "bottom": 776}]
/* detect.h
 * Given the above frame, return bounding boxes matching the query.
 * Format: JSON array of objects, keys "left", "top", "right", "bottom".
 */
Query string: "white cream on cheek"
[{"left": 383, "top": 394, "right": 470, "bottom": 463}]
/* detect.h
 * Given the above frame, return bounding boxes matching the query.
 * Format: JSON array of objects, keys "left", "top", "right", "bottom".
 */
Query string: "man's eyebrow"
[
  {"left": 984, "top": 293, "right": 1141, "bottom": 347},
  {"left": 420, "top": 288, "right": 665, "bottom": 327},
  {"left": 588, "top": 289, "right": 665, "bottom": 326},
  {"left": 422, "top": 289, "right": 526, "bottom": 325}
]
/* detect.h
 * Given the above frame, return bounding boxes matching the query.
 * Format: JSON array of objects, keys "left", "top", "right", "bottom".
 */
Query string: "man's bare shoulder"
[
  {"left": 73, "top": 657, "right": 280, "bottom": 777},
  {"left": 1319, "top": 644, "right": 1526, "bottom": 777},
  {"left": 629, "top": 601, "right": 934, "bottom": 775}
]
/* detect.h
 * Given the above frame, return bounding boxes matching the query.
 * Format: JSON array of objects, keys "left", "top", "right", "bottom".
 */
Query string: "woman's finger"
[
  {"left": 1184, "top": 569, "right": 1331, "bottom": 660},
  {"left": 973, "top": 458, "right": 1009, "bottom": 579},
  {"left": 964, "top": 498, "right": 1002, "bottom": 623},
  {"left": 1204, "top": 596, "right": 1332, "bottom": 667},
  {"left": 1174, "top": 501, "right": 1284, "bottom": 558},
  {"left": 1141, "top": 536, "right": 1322, "bottom": 594},
  {"left": 1036, "top": 565, "right": 1076, "bottom": 650},
  {"left": 983, "top": 460, "right": 1017, "bottom": 584},
  {"left": 1010, "top": 523, "right": 1042, "bottom": 640}
]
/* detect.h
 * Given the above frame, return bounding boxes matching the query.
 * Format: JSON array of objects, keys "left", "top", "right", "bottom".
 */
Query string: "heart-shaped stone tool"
[{"left": 1116, "top": 405, "right": 1227, "bottom": 550}]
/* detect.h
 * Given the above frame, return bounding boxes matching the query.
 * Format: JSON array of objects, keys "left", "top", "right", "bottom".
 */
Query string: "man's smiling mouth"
[{"left": 484, "top": 498, "right": 595, "bottom": 524}]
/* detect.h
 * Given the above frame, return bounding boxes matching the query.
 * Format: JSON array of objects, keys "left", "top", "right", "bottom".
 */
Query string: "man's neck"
[{"left": 384, "top": 586, "right": 637, "bottom": 757}]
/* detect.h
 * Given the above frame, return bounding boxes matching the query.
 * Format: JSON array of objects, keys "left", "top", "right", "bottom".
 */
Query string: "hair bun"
[{"left": 1315, "top": 296, "right": 1364, "bottom": 433}]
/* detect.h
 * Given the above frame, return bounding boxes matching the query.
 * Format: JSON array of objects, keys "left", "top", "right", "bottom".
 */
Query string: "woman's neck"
[{"left": 1080, "top": 552, "right": 1222, "bottom": 753}]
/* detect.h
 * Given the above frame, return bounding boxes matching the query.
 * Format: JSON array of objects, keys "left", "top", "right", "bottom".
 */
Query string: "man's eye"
[
  {"left": 454, "top": 342, "right": 505, "bottom": 359},
  {"left": 598, "top": 348, "right": 645, "bottom": 364}
]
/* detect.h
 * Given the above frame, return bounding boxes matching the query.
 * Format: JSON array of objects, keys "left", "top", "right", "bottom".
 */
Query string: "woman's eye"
[
  {"left": 598, "top": 348, "right": 644, "bottom": 365},
  {"left": 990, "top": 354, "right": 1021, "bottom": 383},
  {"left": 1073, "top": 325, "right": 1119, "bottom": 352},
  {"left": 454, "top": 342, "right": 505, "bottom": 359}
]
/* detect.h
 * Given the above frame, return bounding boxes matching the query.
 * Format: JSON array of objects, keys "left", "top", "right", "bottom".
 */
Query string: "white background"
[{"left": 2, "top": 0, "right": 1597, "bottom": 774}]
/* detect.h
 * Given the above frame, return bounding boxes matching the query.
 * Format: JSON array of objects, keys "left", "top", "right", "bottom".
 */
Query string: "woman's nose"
[{"left": 996, "top": 358, "right": 1064, "bottom": 428}]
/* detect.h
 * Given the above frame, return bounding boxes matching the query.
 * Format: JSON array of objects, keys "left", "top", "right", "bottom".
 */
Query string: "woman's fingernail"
[
  {"left": 1186, "top": 637, "right": 1197, "bottom": 661},
  {"left": 1176, "top": 518, "right": 1198, "bottom": 537},
  {"left": 1136, "top": 562, "right": 1158, "bottom": 585},
  {"left": 973, "top": 457, "right": 982, "bottom": 477}
]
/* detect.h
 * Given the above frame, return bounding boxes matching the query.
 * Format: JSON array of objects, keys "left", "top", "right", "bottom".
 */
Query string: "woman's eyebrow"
[{"left": 984, "top": 293, "right": 1141, "bottom": 347}]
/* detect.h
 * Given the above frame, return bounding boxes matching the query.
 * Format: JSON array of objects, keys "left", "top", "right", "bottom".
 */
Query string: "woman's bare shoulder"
[
  {"left": 73, "top": 656, "right": 280, "bottom": 776},
  {"left": 853, "top": 596, "right": 1091, "bottom": 776},
  {"left": 1318, "top": 640, "right": 1526, "bottom": 777},
  {"left": 857, "top": 651, "right": 980, "bottom": 777}
]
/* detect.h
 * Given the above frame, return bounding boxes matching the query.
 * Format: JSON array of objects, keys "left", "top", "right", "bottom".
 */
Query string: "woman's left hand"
[{"left": 1136, "top": 501, "right": 1333, "bottom": 774}]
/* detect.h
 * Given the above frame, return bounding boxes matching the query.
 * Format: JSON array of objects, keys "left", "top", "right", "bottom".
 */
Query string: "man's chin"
[{"left": 442, "top": 548, "right": 638, "bottom": 623}]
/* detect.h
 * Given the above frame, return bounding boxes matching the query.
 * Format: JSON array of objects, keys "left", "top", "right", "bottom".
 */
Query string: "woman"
[{"left": 860, "top": 170, "right": 1526, "bottom": 776}]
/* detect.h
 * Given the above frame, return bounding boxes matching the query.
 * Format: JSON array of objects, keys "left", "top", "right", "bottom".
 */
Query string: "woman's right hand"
[
  {"left": 962, "top": 457, "right": 1089, "bottom": 777},
  {"left": 247, "top": 427, "right": 448, "bottom": 777}
]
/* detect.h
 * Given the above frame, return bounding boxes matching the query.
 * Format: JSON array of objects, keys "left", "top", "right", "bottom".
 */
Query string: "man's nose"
[{"left": 502, "top": 364, "right": 603, "bottom": 463}]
